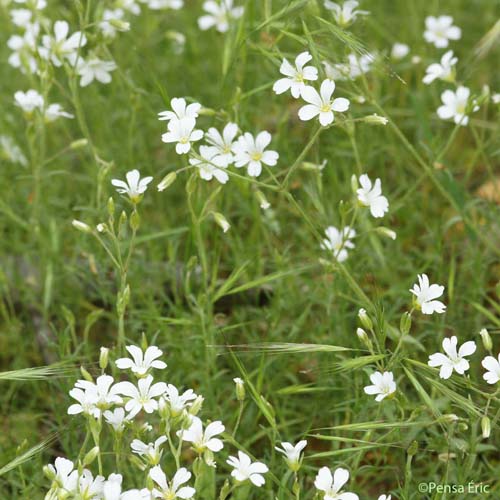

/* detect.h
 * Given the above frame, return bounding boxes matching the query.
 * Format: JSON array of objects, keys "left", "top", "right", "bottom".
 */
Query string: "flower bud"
[
  {"left": 440, "top": 414, "right": 459, "bottom": 423},
  {"left": 70, "top": 138, "right": 88, "bottom": 150},
  {"left": 212, "top": 212, "right": 230, "bottom": 233},
  {"left": 157, "top": 172, "right": 177, "bottom": 192},
  {"left": 72, "top": 219, "right": 92, "bottom": 234},
  {"left": 189, "top": 395, "right": 204, "bottom": 416},
  {"left": 130, "top": 210, "right": 140, "bottom": 231},
  {"left": 479, "top": 328, "right": 492, "bottom": 351},
  {"left": 358, "top": 308, "right": 373, "bottom": 330},
  {"left": 80, "top": 366, "right": 93, "bottom": 382},
  {"left": 407, "top": 440, "right": 418, "bottom": 457},
  {"left": 96, "top": 222, "right": 108, "bottom": 233},
  {"left": 255, "top": 190, "right": 270, "bottom": 210},
  {"left": 109, "top": 19, "right": 130, "bottom": 31},
  {"left": 99, "top": 347, "right": 109, "bottom": 370},
  {"left": 83, "top": 447, "right": 100, "bottom": 467},
  {"left": 233, "top": 377, "right": 245, "bottom": 401},
  {"left": 400, "top": 312, "right": 412, "bottom": 335},
  {"left": 375, "top": 227, "right": 397, "bottom": 240},
  {"left": 350, "top": 174, "right": 358, "bottom": 193},
  {"left": 43, "top": 465, "right": 56, "bottom": 481},
  {"left": 481, "top": 416, "right": 491, "bottom": 439},
  {"left": 363, "top": 113, "right": 389, "bottom": 125}
]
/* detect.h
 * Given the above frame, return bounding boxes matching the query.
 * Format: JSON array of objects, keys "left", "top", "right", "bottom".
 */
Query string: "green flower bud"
[
  {"left": 358, "top": 308, "right": 373, "bottom": 330},
  {"left": 72, "top": 220, "right": 92, "bottom": 234},
  {"left": 363, "top": 113, "right": 389, "bottom": 125},
  {"left": 129, "top": 210, "right": 140, "bottom": 231},
  {"left": 83, "top": 447, "right": 100, "bottom": 467},
  {"left": 99, "top": 347, "right": 109, "bottom": 371},
  {"left": 157, "top": 172, "right": 177, "bottom": 192},
  {"left": 233, "top": 377, "right": 245, "bottom": 401},
  {"left": 400, "top": 311, "right": 412, "bottom": 335},
  {"left": 479, "top": 328, "right": 492, "bottom": 351},
  {"left": 481, "top": 416, "right": 491, "bottom": 439},
  {"left": 80, "top": 366, "right": 93, "bottom": 382},
  {"left": 407, "top": 440, "right": 418, "bottom": 457}
]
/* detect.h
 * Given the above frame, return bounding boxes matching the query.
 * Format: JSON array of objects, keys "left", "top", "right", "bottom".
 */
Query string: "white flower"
[
  {"left": 378, "top": 496, "right": 391, "bottom": 500},
  {"left": 14, "top": 0, "right": 46, "bottom": 8},
  {"left": 14, "top": 89, "right": 43, "bottom": 113},
  {"left": 323, "top": 53, "right": 373, "bottom": 81},
  {"left": 113, "top": 375, "right": 167, "bottom": 418},
  {"left": 161, "top": 117, "right": 203, "bottom": 154},
  {"left": 363, "top": 371, "right": 396, "bottom": 402},
  {"left": 437, "top": 86, "right": 478, "bottom": 126},
  {"left": 410, "top": 274, "right": 446, "bottom": 314},
  {"left": 77, "top": 57, "right": 117, "bottom": 87},
  {"left": 356, "top": 174, "right": 389, "bottom": 218},
  {"left": 40, "top": 20, "right": 87, "bottom": 67},
  {"left": 117, "top": 0, "right": 141, "bottom": 15},
  {"left": 314, "top": 466, "right": 359, "bottom": 500},
  {"left": 99, "top": 9, "right": 129, "bottom": 38},
  {"left": 162, "top": 384, "right": 198, "bottom": 417},
  {"left": 428, "top": 336, "right": 476, "bottom": 379},
  {"left": 205, "top": 122, "right": 239, "bottom": 166},
  {"left": 47, "top": 457, "right": 78, "bottom": 493},
  {"left": 115, "top": 345, "right": 167, "bottom": 376},
  {"left": 482, "top": 354, "right": 500, "bottom": 384},
  {"left": 131, "top": 436, "right": 168, "bottom": 465},
  {"left": 321, "top": 226, "right": 356, "bottom": 262},
  {"left": 423, "top": 50, "right": 457, "bottom": 85},
  {"left": 10, "top": 8, "right": 32, "bottom": 27},
  {"left": 7, "top": 26, "right": 39, "bottom": 74},
  {"left": 226, "top": 451, "right": 268, "bottom": 487},
  {"left": 158, "top": 97, "right": 201, "bottom": 122},
  {"left": 273, "top": 51, "right": 318, "bottom": 99},
  {"left": 299, "top": 79, "right": 350, "bottom": 127},
  {"left": 275, "top": 440, "right": 307, "bottom": 471},
  {"left": 0, "top": 135, "right": 28, "bottom": 166},
  {"left": 189, "top": 145, "right": 229, "bottom": 184},
  {"left": 233, "top": 131, "right": 279, "bottom": 177},
  {"left": 198, "top": 0, "right": 244, "bottom": 33},
  {"left": 391, "top": 43, "right": 409, "bottom": 60},
  {"left": 74, "top": 375, "right": 123, "bottom": 409},
  {"left": 150, "top": 466, "right": 196, "bottom": 499},
  {"left": 424, "top": 15, "right": 461, "bottom": 48},
  {"left": 67, "top": 387, "right": 99, "bottom": 418},
  {"left": 76, "top": 469, "right": 105, "bottom": 499},
  {"left": 179, "top": 416, "right": 225, "bottom": 453},
  {"left": 324, "top": 0, "right": 368, "bottom": 27},
  {"left": 103, "top": 474, "right": 150, "bottom": 500},
  {"left": 104, "top": 407, "right": 128, "bottom": 432},
  {"left": 45, "top": 103, "right": 74, "bottom": 122},
  {"left": 111, "top": 169, "right": 153, "bottom": 202},
  {"left": 145, "top": 0, "right": 184, "bottom": 10}
]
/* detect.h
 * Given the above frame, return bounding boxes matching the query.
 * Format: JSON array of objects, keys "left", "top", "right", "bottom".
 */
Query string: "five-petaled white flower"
[
  {"left": 77, "top": 57, "right": 117, "bottom": 87},
  {"left": 162, "top": 117, "right": 203, "bottom": 154},
  {"left": 114, "top": 374, "right": 167, "bottom": 418},
  {"left": 198, "top": 0, "right": 244, "bottom": 33},
  {"left": 116, "top": 345, "right": 167, "bottom": 376},
  {"left": 356, "top": 174, "right": 389, "bottom": 218},
  {"left": 111, "top": 169, "right": 153, "bottom": 203},
  {"left": 233, "top": 131, "right": 279, "bottom": 177},
  {"left": 40, "top": 20, "right": 87, "bottom": 67},
  {"left": 424, "top": 15, "right": 461, "bottom": 48},
  {"left": 299, "top": 79, "right": 350, "bottom": 127},
  {"left": 410, "top": 274, "right": 446, "bottom": 314},
  {"left": 162, "top": 384, "right": 198, "bottom": 417},
  {"left": 45, "top": 103, "right": 74, "bottom": 122},
  {"left": 275, "top": 440, "right": 307, "bottom": 471},
  {"left": 14, "top": 89, "right": 43, "bottom": 113},
  {"left": 437, "top": 86, "right": 478, "bottom": 126},
  {"left": 75, "top": 469, "right": 105, "bottom": 499},
  {"left": 314, "top": 466, "right": 359, "bottom": 500},
  {"left": 131, "top": 436, "right": 168, "bottom": 465},
  {"left": 150, "top": 466, "right": 196, "bottom": 499},
  {"left": 227, "top": 451, "right": 269, "bottom": 487},
  {"left": 102, "top": 473, "right": 151, "bottom": 500},
  {"left": 189, "top": 145, "right": 229, "bottom": 184},
  {"left": 158, "top": 97, "right": 201, "bottom": 122},
  {"left": 205, "top": 122, "right": 239, "bottom": 166},
  {"left": 428, "top": 336, "right": 476, "bottom": 379},
  {"left": 324, "top": 0, "right": 368, "bottom": 27},
  {"left": 482, "top": 354, "right": 500, "bottom": 385},
  {"left": 74, "top": 374, "right": 123, "bottom": 409},
  {"left": 103, "top": 407, "right": 128, "bottom": 432},
  {"left": 179, "top": 416, "right": 225, "bottom": 453},
  {"left": 47, "top": 457, "right": 78, "bottom": 493},
  {"left": 273, "top": 51, "right": 318, "bottom": 99},
  {"left": 321, "top": 226, "right": 356, "bottom": 262},
  {"left": 423, "top": 50, "right": 457, "bottom": 85},
  {"left": 364, "top": 371, "right": 396, "bottom": 402}
]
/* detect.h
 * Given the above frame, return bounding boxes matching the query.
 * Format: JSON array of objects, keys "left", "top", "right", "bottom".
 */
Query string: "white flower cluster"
[
  {"left": 14, "top": 89, "right": 74, "bottom": 122},
  {"left": 159, "top": 97, "right": 279, "bottom": 181},
  {"left": 45, "top": 344, "right": 398, "bottom": 499}
]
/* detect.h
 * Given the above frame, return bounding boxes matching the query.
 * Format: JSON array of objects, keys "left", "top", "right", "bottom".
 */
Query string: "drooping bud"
[
  {"left": 363, "top": 113, "right": 389, "bottom": 125},
  {"left": 212, "top": 212, "right": 230, "bottom": 233},
  {"left": 157, "top": 172, "right": 177, "bottom": 192},
  {"left": 375, "top": 227, "right": 397, "bottom": 240},
  {"left": 72, "top": 220, "right": 92, "bottom": 234}
]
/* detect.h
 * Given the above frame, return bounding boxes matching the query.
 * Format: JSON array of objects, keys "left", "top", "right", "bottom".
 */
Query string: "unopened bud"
[
  {"left": 80, "top": 366, "right": 94, "bottom": 382},
  {"left": 375, "top": 227, "right": 397, "bottom": 240},
  {"left": 99, "top": 347, "right": 109, "bottom": 370},
  {"left": 83, "top": 447, "right": 100, "bottom": 467},
  {"left": 400, "top": 312, "right": 412, "bottom": 335},
  {"left": 107, "top": 197, "right": 115, "bottom": 219},
  {"left": 109, "top": 19, "right": 130, "bottom": 31},
  {"left": 130, "top": 210, "right": 140, "bottom": 231},
  {"left": 481, "top": 416, "right": 491, "bottom": 439},
  {"left": 363, "top": 113, "right": 389, "bottom": 125},
  {"left": 407, "top": 440, "right": 418, "bottom": 457},
  {"left": 96, "top": 222, "right": 108, "bottom": 233},
  {"left": 441, "top": 414, "right": 459, "bottom": 423},
  {"left": 157, "top": 172, "right": 177, "bottom": 192},
  {"left": 70, "top": 138, "right": 88, "bottom": 150},
  {"left": 43, "top": 465, "right": 56, "bottom": 481},
  {"left": 255, "top": 190, "right": 270, "bottom": 210},
  {"left": 358, "top": 308, "right": 373, "bottom": 330},
  {"left": 351, "top": 174, "right": 359, "bottom": 193},
  {"left": 189, "top": 395, "right": 204, "bottom": 416},
  {"left": 479, "top": 328, "right": 492, "bottom": 351},
  {"left": 72, "top": 219, "right": 92, "bottom": 234},
  {"left": 212, "top": 212, "right": 230, "bottom": 233},
  {"left": 233, "top": 377, "right": 245, "bottom": 401}
]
